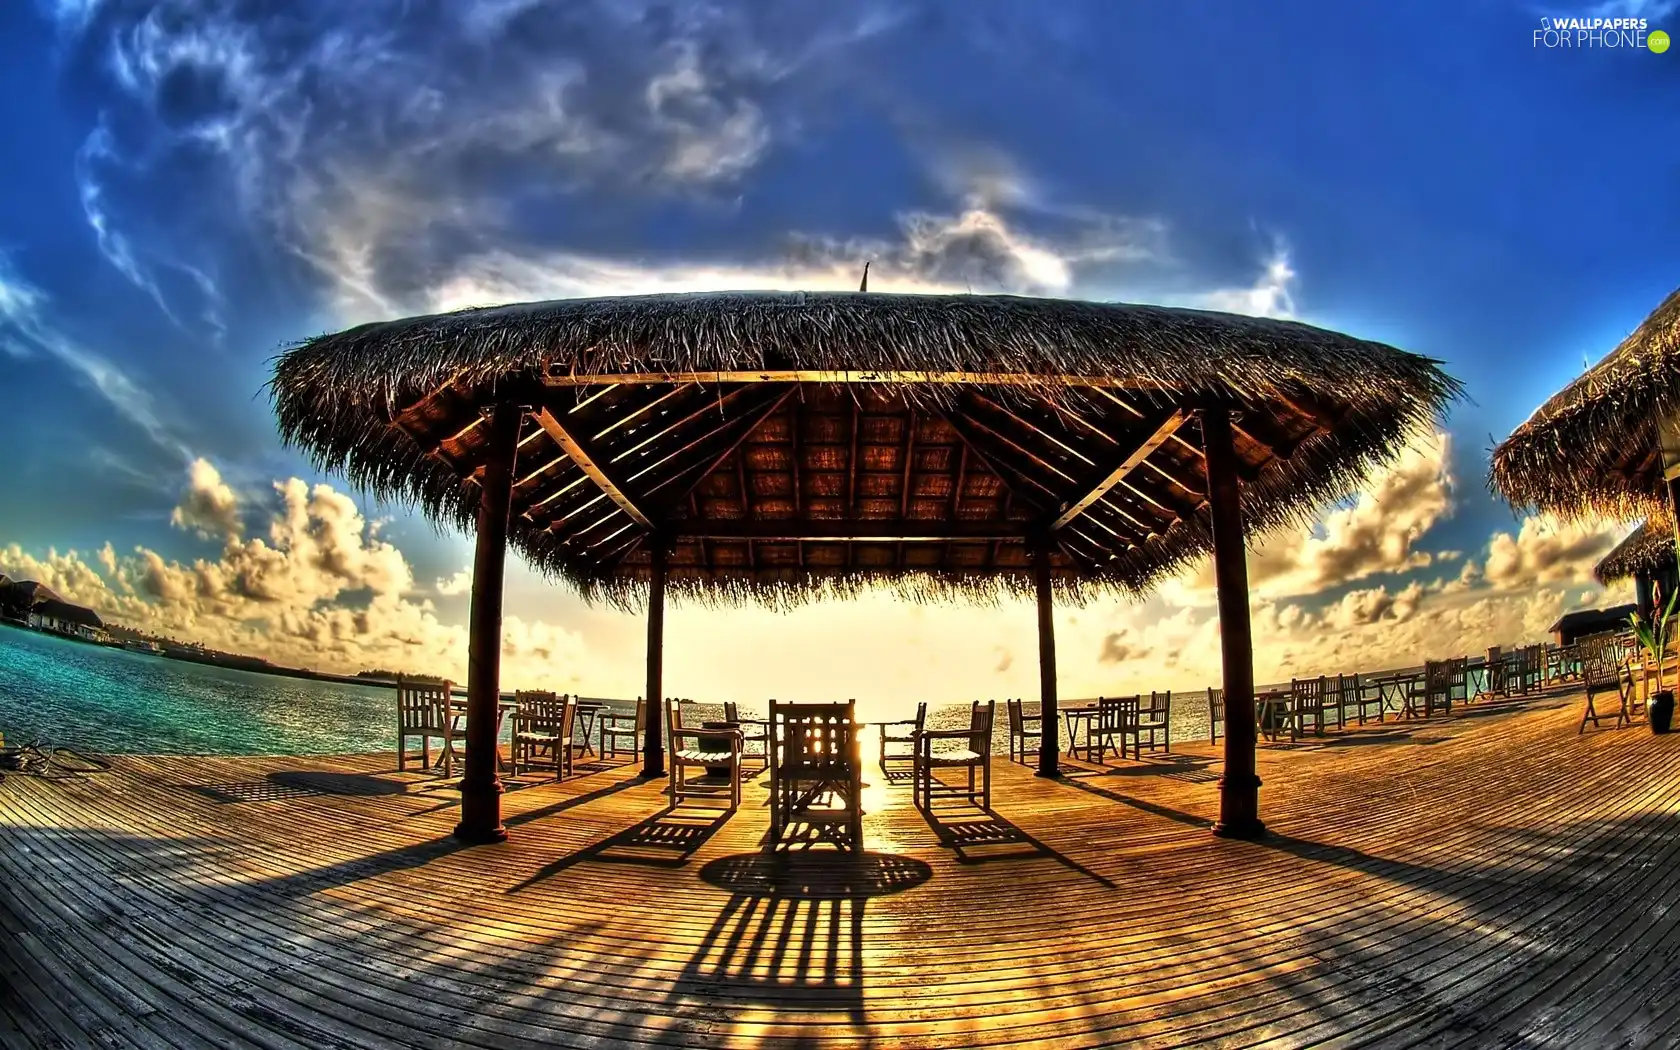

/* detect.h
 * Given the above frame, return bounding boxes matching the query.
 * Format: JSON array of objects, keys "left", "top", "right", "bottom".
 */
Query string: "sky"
[{"left": 1, "top": 0, "right": 1676, "bottom": 718}]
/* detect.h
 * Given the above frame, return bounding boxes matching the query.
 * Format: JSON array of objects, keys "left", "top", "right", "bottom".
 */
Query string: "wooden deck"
[{"left": 2, "top": 692, "right": 1677, "bottom": 1048}]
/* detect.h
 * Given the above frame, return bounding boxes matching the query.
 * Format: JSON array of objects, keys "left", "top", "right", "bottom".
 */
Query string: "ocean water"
[{"left": 0, "top": 625, "right": 1223, "bottom": 757}]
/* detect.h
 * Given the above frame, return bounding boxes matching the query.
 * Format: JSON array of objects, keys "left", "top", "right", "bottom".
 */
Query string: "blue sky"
[{"left": 0, "top": 0, "right": 1675, "bottom": 702}]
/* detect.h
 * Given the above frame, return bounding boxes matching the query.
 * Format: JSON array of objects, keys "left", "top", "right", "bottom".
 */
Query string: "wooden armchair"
[
  {"left": 877, "top": 702, "right": 928, "bottom": 775},
  {"left": 724, "top": 701, "right": 769, "bottom": 768},
  {"left": 1207, "top": 687, "right": 1224, "bottom": 744},
  {"left": 768, "top": 700, "right": 863, "bottom": 850},
  {"left": 511, "top": 691, "right": 574, "bottom": 780},
  {"left": 1346, "top": 673, "right": 1383, "bottom": 725},
  {"left": 601, "top": 697, "right": 646, "bottom": 760},
  {"left": 1137, "top": 690, "right": 1171, "bottom": 754},
  {"left": 396, "top": 678, "right": 454, "bottom": 773},
  {"left": 1290, "top": 677, "right": 1327, "bottom": 737},
  {"left": 1087, "top": 695, "right": 1140, "bottom": 762},
  {"left": 668, "top": 698, "right": 742, "bottom": 810},
  {"left": 1006, "top": 698, "right": 1041, "bottom": 763},
  {"left": 915, "top": 700, "right": 995, "bottom": 811}
]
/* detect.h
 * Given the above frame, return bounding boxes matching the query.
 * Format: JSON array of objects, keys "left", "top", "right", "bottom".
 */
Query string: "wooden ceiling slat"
[
  {"left": 678, "top": 521, "right": 1024, "bottom": 541},
  {"left": 969, "top": 390, "right": 1096, "bottom": 468},
  {"left": 590, "top": 383, "right": 696, "bottom": 442},
  {"left": 543, "top": 369, "right": 1163, "bottom": 388},
  {"left": 611, "top": 385, "right": 759, "bottom": 464}
]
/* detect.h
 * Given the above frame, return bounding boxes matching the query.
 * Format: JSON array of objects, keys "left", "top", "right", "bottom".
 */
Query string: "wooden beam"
[
  {"left": 638, "top": 387, "right": 795, "bottom": 498},
  {"left": 944, "top": 441, "right": 970, "bottom": 572},
  {"left": 847, "top": 399, "right": 860, "bottom": 571},
  {"left": 792, "top": 397, "right": 805, "bottom": 569},
  {"left": 1203, "top": 407, "right": 1263, "bottom": 841},
  {"left": 454, "top": 403, "right": 520, "bottom": 845},
  {"left": 1034, "top": 540, "right": 1060, "bottom": 779},
  {"left": 676, "top": 521, "right": 1024, "bottom": 541},
  {"left": 534, "top": 409, "right": 654, "bottom": 531},
  {"left": 934, "top": 407, "right": 1059, "bottom": 512},
  {"left": 1050, "top": 411, "right": 1187, "bottom": 530},
  {"left": 544, "top": 369, "right": 1159, "bottom": 388}
]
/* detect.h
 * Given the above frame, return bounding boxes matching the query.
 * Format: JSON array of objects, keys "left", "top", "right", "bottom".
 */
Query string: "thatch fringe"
[
  {"left": 1594, "top": 519, "right": 1677, "bottom": 585},
  {"left": 270, "top": 291, "right": 1461, "bottom": 609},
  {"left": 1491, "top": 286, "right": 1680, "bottom": 523}
]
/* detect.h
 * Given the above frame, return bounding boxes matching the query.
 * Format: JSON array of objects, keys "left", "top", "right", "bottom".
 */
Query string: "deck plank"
[{"left": 2, "top": 692, "right": 1677, "bottom": 1048}]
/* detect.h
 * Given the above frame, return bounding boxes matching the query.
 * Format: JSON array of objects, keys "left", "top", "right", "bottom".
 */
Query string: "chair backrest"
[
  {"left": 1097, "top": 695, "right": 1138, "bottom": 733},
  {"left": 966, "top": 701, "right": 996, "bottom": 753},
  {"left": 769, "top": 700, "right": 859, "bottom": 778},
  {"left": 516, "top": 690, "right": 570, "bottom": 737},
  {"left": 723, "top": 701, "right": 744, "bottom": 723},
  {"left": 1291, "top": 677, "right": 1325, "bottom": 709},
  {"left": 1007, "top": 698, "right": 1026, "bottom": 733},
  {"left": 1423, "top": 659, "right": 1454, "bottom": 699},
  {"left": 666, "top": 697, "right": 691, "bottom": 736},
  {"left": 630, "top": 696, "right": 647, "bottom": 730},
  {"left": 398, "top": 678, "right": 452, "bottom": 732},
  {"left": 1144, "top": 690, "right": 1171, "bottom": 719},
  {"left": 1207, "top": 687, "right": 1224, "bottom": 721},
  {"left": 1580, "top": 634, "right": 1624, "bottom": 686}
]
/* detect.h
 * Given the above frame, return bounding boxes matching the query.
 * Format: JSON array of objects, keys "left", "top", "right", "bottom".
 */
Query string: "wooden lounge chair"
[
  {"left": 915, "top": 700, "right": 995, "bottom": 811},
  {"left": 1087, "top": 696, "right": 1140, "bottom": 762},
  {"left": 1137, "top": 691, "right": 1171, "bottom": 754},
  {"left": 768, "top": 700, "right": 863, "bottom": 850},
  {"left": 667, "top": 698, "right": 742, "bottom": 810},
  {"left": 1207, "top": 687, "right": 1224, "bottom": 744},
  {"left": 511, "top": 691, "right": 574, "bottom": 780},
  {"left": 396, "top": 678, "right": 454, "bottom": 773},
  {"left": 878, "top": 702, "right": 928, "bottom": 775},
  {"left": 1006, "top": 698, "right": 1041, "bottom": 763},
  {"left": 600, "top": 697, "right": 646, "bottom": 760},
  {"left": 724, "top": 701, "right": 770, "bottom": 768}
]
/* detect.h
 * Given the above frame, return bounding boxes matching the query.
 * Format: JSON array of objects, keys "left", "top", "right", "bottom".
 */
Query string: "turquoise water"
[
  {"left": 0, "top": 626, "right": 406, "bottom": 755},
  {"left": 0, "top": 625, "right": 1222, "bottom": 756}
]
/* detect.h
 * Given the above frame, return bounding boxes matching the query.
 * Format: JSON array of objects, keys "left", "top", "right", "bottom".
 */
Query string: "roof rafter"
[
  {"left": 1051, "top": 411, "right": 1188, "bottom": 531},
  {"left": 534, "top": 408, "right": 655, "bottom": 531}
]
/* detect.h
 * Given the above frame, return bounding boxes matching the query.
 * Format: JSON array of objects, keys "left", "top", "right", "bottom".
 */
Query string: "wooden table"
[
  {"left": 1363, "top": 672, "right": 1422, "bottom": 718},
  {"left": 437, "top": 697, "right": 519, "bottom": 775},
  {"left": 1061, "top": 705, "right": 1098, "bottom": 757},
  {"left": 1255, "top": 690, "right": 1290, "bottom": 740},
  {"left": 572, "top": 700, "right": 605, "bottom": 757}
]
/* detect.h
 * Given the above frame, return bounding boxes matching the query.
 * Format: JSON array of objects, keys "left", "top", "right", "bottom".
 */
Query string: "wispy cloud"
[{"left": 0, "top": 252, "right": 190, "bottom": 462}]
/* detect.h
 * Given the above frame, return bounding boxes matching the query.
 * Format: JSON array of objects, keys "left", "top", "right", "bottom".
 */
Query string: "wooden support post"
[
  {"left": 454, "top": 403, "right": 522, "bottom": 845},
  {"left": 642, "top": 542, "right": 668, "bottom": 779},
  {"left": 1669, "top": 475, "right": 1680, "bottom": 549},
  {"left": 1203, "top": 407, "right": 1264, "bottom": 840},
  {"left": 1034, "top": 540, "right": 1061, "bottom": 777},
  {"left": 1637, "top": 572, "right": 1656, "bottom": 623}
]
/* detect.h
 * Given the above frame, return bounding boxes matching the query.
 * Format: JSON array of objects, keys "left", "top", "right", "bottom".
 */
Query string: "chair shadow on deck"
[
  {"left": 667, "top": 852, "right": 933, "bottom": 1039},
  {"left": 914, "top": 798, "right": 1117, "bottom": 888},
  {"left": 507, "top": 803, "right": 732, "bottom": 892},
  {"left": 1061, "top": 753, "right": 1219, "bottom": 784}
]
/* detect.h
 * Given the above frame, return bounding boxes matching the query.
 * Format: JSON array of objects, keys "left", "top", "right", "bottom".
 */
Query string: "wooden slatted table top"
[{"left": 1, "top": 688, "right": 1676, "bottom": 1048}]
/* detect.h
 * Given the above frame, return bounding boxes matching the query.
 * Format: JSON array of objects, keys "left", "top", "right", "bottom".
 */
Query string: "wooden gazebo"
[
  {"left": 1492, "top": 286, "right": 1680, "bottom": 528},
  {"left": 272, "top": 291, "right": 1458, "bottom": 845},
  {"left": 1594, "top": 519, "right": 1678, "bottom": 619}
]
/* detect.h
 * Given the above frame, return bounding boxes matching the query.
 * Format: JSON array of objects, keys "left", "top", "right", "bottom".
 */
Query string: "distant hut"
[
  {"left": 1548, "top": 604, "right": 1639, "bottom": 647},
  {"left": 1594, "top": 519, "right": 1679, "bottom": 619},
  {"left": 2, "top": 580, "right": 105, "bottom": 639},
  {"left": 1491, "top": 286, "right": 1680, "bottom": 527},
  {"left": 273, "top": 290, "right": 1460, "bottom": 843}
]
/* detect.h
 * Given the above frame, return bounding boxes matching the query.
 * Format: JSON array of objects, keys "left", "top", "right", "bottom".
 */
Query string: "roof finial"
[{"left": 858, "top": 260, "right": 870, "bottom": 293}]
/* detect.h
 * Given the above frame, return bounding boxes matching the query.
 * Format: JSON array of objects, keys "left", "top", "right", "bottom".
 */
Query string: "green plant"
[{"left": 1629, "top": 589, "right": 1680, "bottom": 694}]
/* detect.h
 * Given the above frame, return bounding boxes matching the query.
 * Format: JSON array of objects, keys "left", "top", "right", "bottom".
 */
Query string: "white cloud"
[
  {"left": 169, "top": 458, "right": 242, "bottom": 541},
  {"left": 1196, "top": 244, "right": 1297, "bottom": 319},
  {"left": 436, "top": 568, "right": 473, "bottom": 596},
  {"left": 1483, "top": 514, "right": 1626, "bottom": 592}
]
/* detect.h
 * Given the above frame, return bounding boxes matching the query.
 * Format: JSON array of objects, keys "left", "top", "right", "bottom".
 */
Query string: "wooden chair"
[
  {"left": 1087, "top": 696, "right": 1140, "bottom": 763},
  {"left": 1006, "top": 698, "right": 1041, "bottom": 763},
  {"left": 1207, "top": 687, "right": 1224, "bottom": 744},
  {"left": 877, "top": 702, "right": 928, "bottom": 775},
  {"left": 1405, "top": 661, "right": 1453, "bottom": 718},
  {"left": 768, "top": 700, "right": 863, "bottom": 850},
  {"left": 1520, "top": 645, "right": 1545, "bottom": 694},
  {"left": 1290, "top": 677, "right": 1327, "bottom": 736},
  {"left": 915, "top": 700, "right": 995, "bottom": 811},
  {"left": 1137, "top": 691, "right": 1171, "bottom": 754},
  {"left": 396, "top": 678, "right": 454, "bottom": 773},
  {"left": 601, "top": 697, "right": 646, "bottom": 760},
  {"left": 667, "top": 698, "right": 742, "bottom": 810},
  {"left": 511, "top": 691, "right": 574, "bottom": 780},
  {"left": 1342, "top": 673, "right": 1382, "bottom": 726},
  {"left": 1579, "top": 634, "right": 1632, "bottom": 733},
  {"left": 724, "top": 701, "right": 769, "bottom": 768}
]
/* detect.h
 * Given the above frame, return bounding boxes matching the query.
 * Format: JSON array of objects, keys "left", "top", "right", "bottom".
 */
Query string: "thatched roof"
[
  {"left": 1594, "top": 519, "right": 1677, "bottom": 584},
  {"left": 271, "top": 291, "right": 1460, "bottom": 609},
  {"left": 1491, "top": 287, "right": 1680, "bottom": 522}
]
